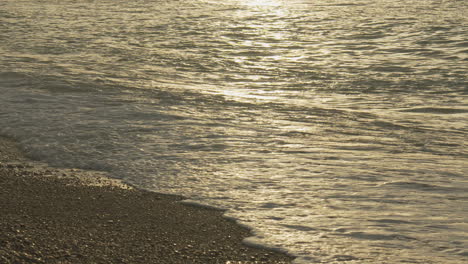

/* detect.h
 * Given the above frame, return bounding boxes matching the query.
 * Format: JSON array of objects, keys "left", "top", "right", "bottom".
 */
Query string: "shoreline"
[{"left": 0, "top": 136, "right": 294, "bottom": 263}]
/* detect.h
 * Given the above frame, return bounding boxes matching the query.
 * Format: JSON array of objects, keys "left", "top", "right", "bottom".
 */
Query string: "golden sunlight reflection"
[
  {"left": 243, "top": 0, "right": 283, "bottom": 7},
  {"left": 213, "top": 0, "right": 300, "bottom": 104}
]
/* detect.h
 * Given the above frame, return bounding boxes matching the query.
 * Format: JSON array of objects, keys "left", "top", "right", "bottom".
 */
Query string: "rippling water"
[{"left": 1, "top": 0, "right": 467, "bottom": 263}]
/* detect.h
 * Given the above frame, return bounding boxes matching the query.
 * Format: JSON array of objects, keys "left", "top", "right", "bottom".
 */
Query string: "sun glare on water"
[{"left": 243, "top": 0, "right": 283, "bottom": 7}]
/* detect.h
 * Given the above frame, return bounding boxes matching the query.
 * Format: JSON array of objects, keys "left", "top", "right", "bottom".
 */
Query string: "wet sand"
[{"left": 0, "top": 137, "right": 294, "bottom": 263}]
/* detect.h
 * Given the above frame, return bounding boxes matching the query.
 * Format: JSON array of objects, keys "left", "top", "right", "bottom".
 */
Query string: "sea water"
[{"left": 0, "top": 0, "right": 467, "bottom": 263}]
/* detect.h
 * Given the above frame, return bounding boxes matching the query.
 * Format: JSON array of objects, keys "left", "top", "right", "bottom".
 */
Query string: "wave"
[{"left": 399, "top": 107, "right": 468, "bottom": 114}]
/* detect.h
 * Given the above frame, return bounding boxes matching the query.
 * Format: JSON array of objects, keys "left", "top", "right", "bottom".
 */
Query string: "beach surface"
[{"left": 0, "top": 137, "right": 293, "bottom": 264}]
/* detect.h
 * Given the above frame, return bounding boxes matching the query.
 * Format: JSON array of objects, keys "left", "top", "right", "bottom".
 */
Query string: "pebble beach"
[{"left": 0, "top": 136, "right": 294, "bottom": 263}]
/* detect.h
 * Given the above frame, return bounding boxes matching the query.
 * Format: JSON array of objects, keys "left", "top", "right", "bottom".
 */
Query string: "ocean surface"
[{"left": 1, "top": 0, "right": 467, "bottom": 263}]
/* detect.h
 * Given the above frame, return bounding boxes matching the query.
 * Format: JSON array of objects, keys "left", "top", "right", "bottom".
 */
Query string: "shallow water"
[{"left": 1, "top": 0, "right": 467, "bottom": 263}]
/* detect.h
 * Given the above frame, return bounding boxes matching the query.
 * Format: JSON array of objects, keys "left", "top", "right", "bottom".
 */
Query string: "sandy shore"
[{"left": 0, "top": 137, "right": 294, "bottom": 263}]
